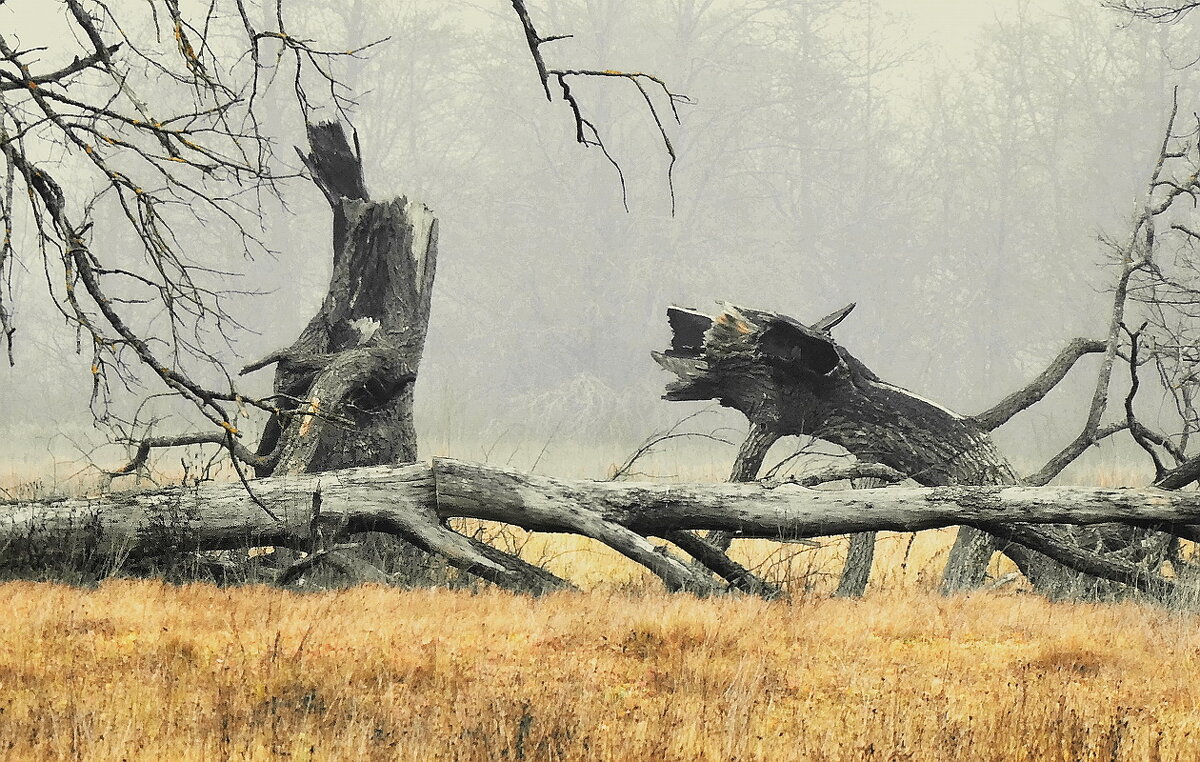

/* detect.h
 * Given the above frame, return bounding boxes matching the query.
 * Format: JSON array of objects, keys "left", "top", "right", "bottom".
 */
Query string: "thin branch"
[
  {"left": 661, "top": 529, "right": 783, "bottom": 598},
  {"left": 509, "top": 2, "right": 686, "bottom": 210},
  {"left": 0, "top": 44, "right": 122, "bottom": 91},
  {"left": 764, "top": 462, "right": 907, "bottom": 488},
  {"left": 509, "top": 0, "right": 553, "bottom": 101},
  {"left": 1123, "top": 323, "right": 1168, "bottom": 479},
  {"left": 104, "top": 431, "right": 271, "bottom": 477},
  {"left": 608, "top": 408, "right": 737, "bottom": 480}
]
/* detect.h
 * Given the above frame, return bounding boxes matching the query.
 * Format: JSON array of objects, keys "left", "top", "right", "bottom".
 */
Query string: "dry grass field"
[
  {"left": 2, "top": 455, "right": 1195, "bottom": 759},
  {"left": 1, "top": 582, "right": 1198, "bottom": 761}
]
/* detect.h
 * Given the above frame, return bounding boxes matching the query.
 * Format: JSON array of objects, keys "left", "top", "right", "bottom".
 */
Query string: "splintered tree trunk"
[
  {"left": 652, "top": 303, "right": 1074, "bottom": 595},
  {"left": 246, "top": 121, "right": 436, "bottom": 477},
  {"left": 238, "top": 121, "right": 441, "bottom": 585},
  {"left": 235, "top": 122, "right": 578, "bottom": 593}
]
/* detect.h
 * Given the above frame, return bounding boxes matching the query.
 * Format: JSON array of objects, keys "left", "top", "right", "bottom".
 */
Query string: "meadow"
[
  {"left": 1, "top": 451, "right": 1192, "bottom": 760},
  {"left": 1, "top": 581, "right": 1198, "bottom": 761}
]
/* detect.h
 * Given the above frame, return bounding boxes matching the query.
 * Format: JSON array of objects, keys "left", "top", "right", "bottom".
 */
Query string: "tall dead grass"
[{"left": 1, "top": 581, "right": 1198, "bottom": 761}]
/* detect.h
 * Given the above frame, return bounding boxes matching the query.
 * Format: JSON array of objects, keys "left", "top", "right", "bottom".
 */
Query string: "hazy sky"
[
  {"left": 1, "top": 0, "right": 1189, "bottom": 482},
  {"left": 0, "top": 1, "right": 1029, "bottom": 40}
]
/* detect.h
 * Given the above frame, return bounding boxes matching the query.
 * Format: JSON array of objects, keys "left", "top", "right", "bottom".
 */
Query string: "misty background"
[{"left": 1, "top": 0, "right": 1194, "bottom": 483}]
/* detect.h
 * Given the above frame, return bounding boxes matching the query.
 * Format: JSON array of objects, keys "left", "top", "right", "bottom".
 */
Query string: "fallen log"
[
  {"left": 652, "top": 302, "right": 1131, "bottom": 595},
  {"left": 3, "top": 458, "right": 1200, "bottom": 596}
]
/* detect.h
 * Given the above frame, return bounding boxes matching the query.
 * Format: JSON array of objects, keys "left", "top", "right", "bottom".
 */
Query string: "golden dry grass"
[
  {"left": 1, "top": 581, "right": 1198, "bottom": 761},
  {"left": 1, "top": 458, "right": 1190, "bottom": 758}
]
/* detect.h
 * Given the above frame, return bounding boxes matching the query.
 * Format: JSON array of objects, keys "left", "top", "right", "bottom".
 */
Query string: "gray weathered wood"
[
  {"left": 247, "top": 121, "right": 438, "bottom": 476},
  {"left": 834, "top": 477, "right": 885, "bottom": 598},
  {"left": 652, "top": 303, "right": 1153, "bottom": 595},
  {"left": 8, "top": 458, "right": 1200, "bottom": 597}
]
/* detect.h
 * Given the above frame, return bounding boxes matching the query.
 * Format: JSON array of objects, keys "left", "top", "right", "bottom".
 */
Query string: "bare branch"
[
  {"left": 104, "top": 431, "right": 271, "bottom": 477},
  {"left": 984, "top": 522, "right": 1177, "bottom": 600},
  {"left": 1106, "top": 3, "right": 1200, "bottom": 23},
  {"left": 972, "top": 338, "right": 1107, "bottom": 431},
  {"left": 509, "top": 2, "right": 687, "bottom": 209},
  {"left": 661, "top": 529, "right": 783, "bottom": 598},
  {"left": 0, "top": 44, "right": 122, "bottom": 91},
  {"left": 1025, "top": 421, "right": 1130, "bottom": 486},
  {"left": 608, "top": 408, "right": 737, "bottom": 481},
  {"left": 765, "top": 462, "right": 907, "bottom": 488},
  {"left": 509, "top": 0, "right": 553, "bottom": 101},
  {"left": 1123, "top": 323, "right": 1168, "bottom": 479}
]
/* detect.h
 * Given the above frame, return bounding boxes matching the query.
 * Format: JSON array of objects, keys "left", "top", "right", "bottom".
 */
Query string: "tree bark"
[
  {"left": 834, "top": 477, "right": 885, "bottom": 598},
  {"left": 941, "top": 527, "right": 997, "bottom": 593},
  {"left": 231, "top": 122, "right": 568, "bottom": 590},
  {"left": 655, "top": 303, "right": 1019, "bottom": 593},
  {"left": 705, "top": 422, "right": 779, "bottom": 552},
  {"left": 4, "top": 459, "right": 1197, "bottom": 598},
  {"left": 834, "top": 531, "right": 876, "bottom": 598}
]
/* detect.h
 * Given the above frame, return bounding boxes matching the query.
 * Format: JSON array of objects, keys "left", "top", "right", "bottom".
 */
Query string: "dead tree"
[
  {"left": 834, "top": 477, "right": 886, "bottom": 598},
  {"left": 239, "top": 122, "right": 435, "bottom": 477},
  {"left": 645, "top": 83, "right": 1200, "bottom": 599},
  {"left": 653, "top": 301, "right": 1200, "bottom": 598},
  {"left": 1, "top": 2, "right": 689, "bottom": 586}
]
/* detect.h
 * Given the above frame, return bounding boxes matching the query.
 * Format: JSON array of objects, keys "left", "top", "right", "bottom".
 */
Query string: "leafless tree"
[
  {"left": 1107, "top": 1, "right": 1200, "bottom": 21},
  {"left": 1, "top": 1, "right": 691, "bottom": 586},
  {"left": 0, "top": 2, "right": 682, "bottom": 476}
]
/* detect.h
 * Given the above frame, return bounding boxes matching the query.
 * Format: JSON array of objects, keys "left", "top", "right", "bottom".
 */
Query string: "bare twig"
[
  {"left": 509, "top": 0, "right": 688, "bottom": 210},
  {"left": 1123, "top": 323, "right": 1168, "bottom": 479}
]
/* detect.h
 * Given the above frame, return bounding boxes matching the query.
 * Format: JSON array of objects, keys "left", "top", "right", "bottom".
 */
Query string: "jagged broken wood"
[
  {"left": 4, "top": 458, "right": 1200, "bottom": 598},
  {"left": 241, "top": 121, "right": 438, "bottom": 477}
]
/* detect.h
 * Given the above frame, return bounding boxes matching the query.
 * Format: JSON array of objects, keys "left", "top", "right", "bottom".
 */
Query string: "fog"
[{"left": 2, "top": 0, "right": 1195, "bottom": 482}]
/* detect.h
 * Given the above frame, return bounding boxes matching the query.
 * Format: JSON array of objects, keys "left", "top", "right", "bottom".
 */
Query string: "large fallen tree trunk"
[
  {"left": 652, "top": 302, "right": 1143, "bottom": 595},
  {"left": 4, "top": 459, "right": 1199, "bottom": 598}
]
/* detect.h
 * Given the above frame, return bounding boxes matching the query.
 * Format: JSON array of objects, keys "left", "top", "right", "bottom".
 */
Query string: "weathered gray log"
[
  {"left": 0, "top": 464, "right": 570, "bottom": 594},
  {"left": 7, "top": 459, "right": 1200, "bottom": 596},
  {"left": 429, "top": 460, "right": 1200, "bottom": 539},
  {"left": 835, "top": 477, "right": 886, "bottom": 598},
  {"left": 702, "top": 421, "right": 780, "bottom": 554}
]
